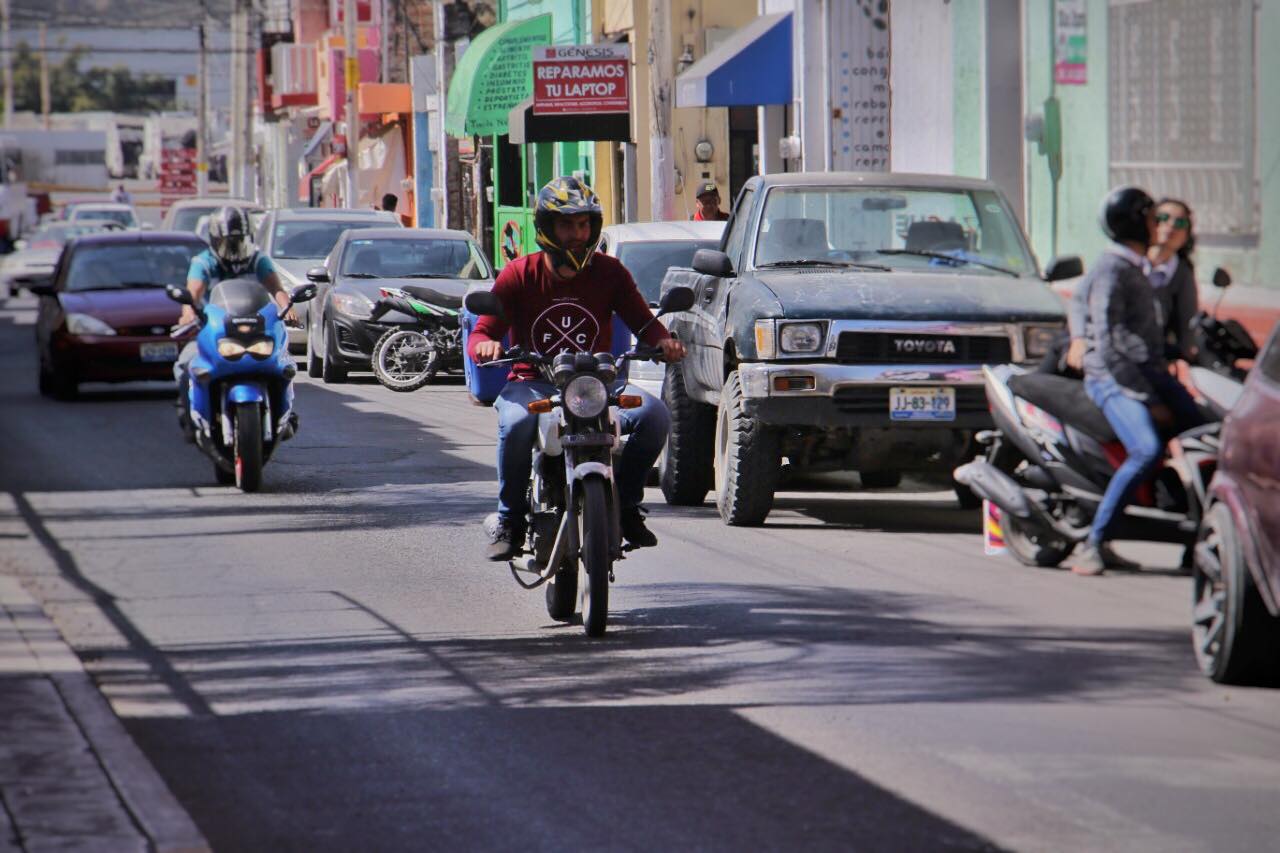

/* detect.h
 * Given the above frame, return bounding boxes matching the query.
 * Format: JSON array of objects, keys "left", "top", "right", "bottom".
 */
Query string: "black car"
[{"left": 305, "top": 228, "right": 494, "bottom": 383}]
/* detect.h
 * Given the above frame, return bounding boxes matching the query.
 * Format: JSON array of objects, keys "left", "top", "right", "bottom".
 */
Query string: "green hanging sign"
[{"left": 445, "top": 15, "right": 553, "bottom": 137}]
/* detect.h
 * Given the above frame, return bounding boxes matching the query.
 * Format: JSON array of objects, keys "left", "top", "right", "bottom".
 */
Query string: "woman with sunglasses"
[{"left": 1146, "top": 198, "right": 1199, "bottom": 361}]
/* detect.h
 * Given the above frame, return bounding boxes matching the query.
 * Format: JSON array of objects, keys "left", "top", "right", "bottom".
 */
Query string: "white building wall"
[{"left": 889, "top": 0, "right": 955, "bottom": 174}]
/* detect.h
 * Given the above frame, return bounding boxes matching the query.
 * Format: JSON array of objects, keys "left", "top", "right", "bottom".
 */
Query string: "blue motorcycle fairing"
[{"left": 226, "top": 383, "right": 266, "bottom": 405}]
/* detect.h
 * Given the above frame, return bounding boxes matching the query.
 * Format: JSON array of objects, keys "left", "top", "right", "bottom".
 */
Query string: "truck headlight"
[
  {"left": 754, "top": 319, "right": 777, "bottom": 359},
  {"left": 779, "top": 322, "right": 823, "bottom": 353},
  {"left": 1024, "top": 325, "right": 1064, "bottom": 359},
  {"left": 564, "top": 375, "right": 607, "bottom": 419},
  {"left": 65, "top": 313, "right": 116, "bottom": 336},
  {"left": 331, "top": 291, "right": 373, "bottom": 319}
]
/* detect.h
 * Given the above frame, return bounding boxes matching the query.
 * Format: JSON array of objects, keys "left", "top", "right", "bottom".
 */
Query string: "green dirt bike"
[{"left": 368, "top": 285, "right": 463, "bottom": 392}]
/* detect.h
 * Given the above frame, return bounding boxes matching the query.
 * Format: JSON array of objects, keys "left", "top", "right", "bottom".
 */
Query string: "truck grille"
[
  {"left": 832, "top": 386, "right": 989, "bottom": 415},
  {"left": 835, "top": 332, "right": 1012, "bottom": 364}
]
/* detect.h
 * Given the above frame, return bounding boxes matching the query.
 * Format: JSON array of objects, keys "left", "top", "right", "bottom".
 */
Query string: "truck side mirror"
[
  {"left": 1043, "top": 255, "right": 1083, "bottom": 282},
  {"left": 693, "top": 249, "right": 733, "bottom": 278}
]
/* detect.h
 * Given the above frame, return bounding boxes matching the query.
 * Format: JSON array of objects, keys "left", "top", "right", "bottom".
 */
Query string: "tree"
[{"left": 5, "top": 41, "right": 176, "bottom": 114}]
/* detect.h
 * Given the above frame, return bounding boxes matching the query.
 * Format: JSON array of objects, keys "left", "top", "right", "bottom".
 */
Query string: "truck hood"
[{"left": 753, "top": 270, "right": 1067, "bottom": 323}]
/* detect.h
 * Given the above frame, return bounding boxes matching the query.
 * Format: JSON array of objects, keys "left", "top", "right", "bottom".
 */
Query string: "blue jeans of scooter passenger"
[
  {"left": 1084, "top": 376, "right": 1163, "bottom": 545},
  {"left": 493, "top": 380, "right": 670, "bottom": 521}
]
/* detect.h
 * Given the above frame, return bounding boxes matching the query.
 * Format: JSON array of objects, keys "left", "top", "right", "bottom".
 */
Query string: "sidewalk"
[{"left": 0, "top": 571, "right": 208, "bottom": 852}]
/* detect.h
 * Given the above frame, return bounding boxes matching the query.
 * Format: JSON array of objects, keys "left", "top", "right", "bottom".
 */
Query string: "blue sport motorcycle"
[{"left": 167, "top": 278, "right": 316, "bottom": 492}]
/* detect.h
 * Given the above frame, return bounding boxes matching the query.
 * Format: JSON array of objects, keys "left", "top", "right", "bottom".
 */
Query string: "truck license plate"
[
  {"left": 140, "top": 342, "right": 179, "bottom": 363},
  {"left": 890, "top": 386, "right": 955, "bottom": 421}
]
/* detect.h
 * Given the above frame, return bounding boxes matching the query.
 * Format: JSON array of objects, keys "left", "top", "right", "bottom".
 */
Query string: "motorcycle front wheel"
[
  {"left": 579, "top": 476, "right": 612, "bottom": 637},
  {"left": 233, "top": 402, "right": 264, "bottom": 493},
  {"left": 372, "top": 328, "right": 436, "bottom": 392}
]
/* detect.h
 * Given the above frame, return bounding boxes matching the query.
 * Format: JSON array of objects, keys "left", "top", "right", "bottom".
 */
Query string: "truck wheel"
[
  {"left": 660, "top": 364, "right": 714, "bottom": 505},
  {"left": 714, "top": 370, "right": 780, "bottom": 526}
]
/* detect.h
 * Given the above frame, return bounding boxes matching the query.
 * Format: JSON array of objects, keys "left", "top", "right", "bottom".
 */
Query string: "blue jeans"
[
  {"left": 1083, "top": 370, "right": 1204, "bottom": 545},
  {"left": 493, "top": 380, "right": 670, "bottom": 521}
]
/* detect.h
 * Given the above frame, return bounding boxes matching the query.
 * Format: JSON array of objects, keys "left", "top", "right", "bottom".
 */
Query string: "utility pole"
[
  {"left": 38, "top": 22, "right": 50, "bottom": 130},
  {"left": 1, "top": 0, "right": 12, "bottom": 128},
  {"left": 196, "top": 22, "right": 208, "bottom": 195},
  {"left": 343, "top": 0, "right": 359, "bottom": 208},
  {"left": 229, "top": 0, "right": 243, "bottom": 196},
  {"left": 647, "top": 0, "right": 675, "bottom": 220}
]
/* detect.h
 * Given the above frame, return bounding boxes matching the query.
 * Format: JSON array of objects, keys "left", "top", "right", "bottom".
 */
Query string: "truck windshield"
[{"left": 754, "top": 186, "right": 1037, "bottom": 277}]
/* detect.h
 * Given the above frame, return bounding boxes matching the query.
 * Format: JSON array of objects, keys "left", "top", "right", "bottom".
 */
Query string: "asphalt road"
[{"left": 1, "top": 292, "right": 1278, "bottom": 852}]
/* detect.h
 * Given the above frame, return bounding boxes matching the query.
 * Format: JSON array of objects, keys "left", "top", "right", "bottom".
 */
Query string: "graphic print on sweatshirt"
[{"left": 531, "top": 300, "right": 601, "bottom": 355}]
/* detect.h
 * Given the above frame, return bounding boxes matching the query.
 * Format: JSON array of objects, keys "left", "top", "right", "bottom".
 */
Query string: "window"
[
  {"left": 64, "top": 242, "right": 205, "bottom": 292},
  {"left": 270, "top": 220, "right": 386, "bottom": 259},
  {"left": 1109, "top": 0, "right": 1256, "bottom": 239},
  {"left": 54, "top": 149, "right": 106, "bottom": 166},
  {"left": 616, "top": 239, "right": 722, "bottom": 303},
  {"left": 722, "top": 186, "right": 756, "bottom": 270},
  {"left": 340, "top": 238, "right": 491, "bottom": 280}
]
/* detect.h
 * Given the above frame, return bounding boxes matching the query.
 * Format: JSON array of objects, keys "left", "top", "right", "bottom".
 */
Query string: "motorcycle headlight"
[
  {"left": 564, "top": 375, "right": 608, "bottom": 419},
  {"left": 65, "top": 313, "right": 116, "bottom": 336},
  {"left": 245, "top": 338, "right": 274, "bottom": 359},
  {"left": 217, "top": 338, "right": 247, "bottom": 359},
  {"left": 331, "top": 291, "right": 373, "bottom": 319},
  {"left": 779, "top": 322, "right": 824, "bottom": 353},
  {"left": 1024, "top": 325, "right": 1063, "bottom": 359}
]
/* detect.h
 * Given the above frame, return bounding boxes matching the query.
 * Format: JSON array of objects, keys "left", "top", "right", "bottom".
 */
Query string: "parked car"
[
  {"left": 66, "top": 202, "right": 140, "bottom": 230},
  {"left": 599, "top": 220, "right": 726, "bottom": 399},
  {"left": 31, "top": 231, "right": 207, "bottom": 398},
  {"left": 1, "top": 223, "right": 111, "bottom": 295},
  {"left": 306, "top": 228, "right": 493, "bottom": 383},
  {"left": 658, "top": 171, "right": 1080, "bottom": 525},
  {"left": 257, "top": 207, "right": 400, "bottom": 352},
  {"left": 160, "top": 197, "right": 264, "bottom": 234},
  {"left": 1192, "top": 322, "right": 1280, "bottom": 685}
]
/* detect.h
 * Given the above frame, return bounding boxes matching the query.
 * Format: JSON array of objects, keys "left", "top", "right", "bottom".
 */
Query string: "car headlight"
[
  {"left": 564, "top": 375, "right": 608, "bottom": 419},
  {"left": 1024, "top": 325, "right": 1064, "bottom": 359},
  {"left": 779, "top": 322, "right": 824, "bottom": 353},
  {"left": 246, "top": 338, "right": 275, "bottom": 359},
  {"left": 217, "top": 338, "right": 247, "bottom": 359},
  {"left": 65, "top": 313, "right": 116, "bottom": 336},
  {"left": 754, "top": 319, "right": 777, "bottom": 359},
  {"left": 331, "top": 291, "right": 373, "bottom": 319}
]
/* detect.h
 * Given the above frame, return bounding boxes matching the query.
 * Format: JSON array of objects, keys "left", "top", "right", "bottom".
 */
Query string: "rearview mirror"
[
  {"left": 165, "top": 284, "right": 193, "bottom": 305},
  {"left": 692, "top": 249, "right": 733, "bottom": 278},
  {"left": 658, "top": 285, "right": 695, "bottom": 315},
  {"left": 290, "top": 283, "right": 317, "bottom": 303},
  {"left": 464, "top": 290, "right": 504, "bottom": 319},
  {"left": 1211, "top": 267, "right": 1232, "bottom": 289},
  {"left": 305, "top": 266, "right": 330, "bottom": 283},
  {"left": 1043, "top": 255, "right": 1084, "bottom": 282}
]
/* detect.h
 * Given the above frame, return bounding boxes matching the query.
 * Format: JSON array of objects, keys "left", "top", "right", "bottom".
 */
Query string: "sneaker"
[
  {"left": 620, "top": 507, "right": 658, "bottom": 549},
  {"left": 1098, "top": 542, "right": 1141, "bottom": 571},
  {"left": 1068, "top": 543, "right": 1106, "bottom": 576},
  {"left": 486, "top": 515, "right": 524, "bottom": 561}
]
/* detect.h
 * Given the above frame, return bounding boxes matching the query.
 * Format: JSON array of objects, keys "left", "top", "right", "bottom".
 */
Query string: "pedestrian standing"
[
  {"left": 111, "top": 184, "right": 133, "bottom": 206},
  {"left": 1146, "top": 198, "right": 1199, "bottom": 361}
]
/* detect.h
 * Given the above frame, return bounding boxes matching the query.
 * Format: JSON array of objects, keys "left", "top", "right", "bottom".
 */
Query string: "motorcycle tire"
[
  {"left": 1002, "top": 515, "right": 1071, "bottom": 568},
  {"left": 545, "top": 555, "right": 578, "bottom": 622},
  {"left": 233, "top": 402, "right": 264, "bottom": 493},
  {"left": 372, "top": 328, "right": 435, "bottom": 392},
  {"left": 579, "top": 476, "right": 611, "bottom": 638}
]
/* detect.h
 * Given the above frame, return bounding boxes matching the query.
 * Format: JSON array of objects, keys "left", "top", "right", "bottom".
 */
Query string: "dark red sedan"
[
  {"left": 33, "top": 232, "right": 207, "bottom": 398},
  {"left": 1193, "top": 321, "right": 1280, "bottom": 685}
]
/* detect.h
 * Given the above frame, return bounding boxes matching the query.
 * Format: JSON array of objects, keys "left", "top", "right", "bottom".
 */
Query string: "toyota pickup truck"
[{"left": 657, "top": 172, "right": 1082, "bottom": 525}]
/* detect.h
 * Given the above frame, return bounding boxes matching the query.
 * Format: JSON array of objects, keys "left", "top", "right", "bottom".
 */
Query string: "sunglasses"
[{"left": 1155, "top": 212, "right": 1190, "bottom": 229}]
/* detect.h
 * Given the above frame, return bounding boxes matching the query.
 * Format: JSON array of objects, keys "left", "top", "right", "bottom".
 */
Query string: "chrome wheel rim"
[
  {"left": 379, "top": 331, "right": 431, "bottom": 386},
  {"left": 1191, "top": 523, "right": 1228, "bottom": 671}
]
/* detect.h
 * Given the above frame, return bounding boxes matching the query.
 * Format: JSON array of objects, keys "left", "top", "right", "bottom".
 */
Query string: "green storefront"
[{"left": 445, "top": 0, "right": 596, "bottom": 270}]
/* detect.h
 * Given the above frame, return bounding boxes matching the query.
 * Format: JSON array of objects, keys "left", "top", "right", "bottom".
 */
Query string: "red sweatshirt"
[{"left": 468, "top": 252, "right": 670, "bottom": 381}]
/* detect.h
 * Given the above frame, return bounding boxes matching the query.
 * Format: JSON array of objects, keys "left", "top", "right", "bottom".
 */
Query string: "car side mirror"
[
  {"left": 165, "top": 284, "right": 193, "bottom": 305},
  {"left": 290, "top": 283, "right": 318, "bottom": 303},
  {"left": 305, "top": 266, "right": 330, "bottom": 283},
  {"left": 693, "top": 248, "right": 733, "bottom": 277},
  {"left": 464, "top": 290, "right": 504, "bottom": 319},
  {"left": 28, "top": 280, "right": 55, "bottom": 296},
  {"left": 1211, "top": 267, "right": 1232, "bottom": 289},
  {"left": 657, "top": 285, "right": 695, "bottom": 314},
  {"left": 1043, "top": 255, "right": 1084, "bottom": 282}
]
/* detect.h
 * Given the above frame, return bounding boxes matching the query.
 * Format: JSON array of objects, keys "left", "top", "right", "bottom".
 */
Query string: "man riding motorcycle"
[
  {"left": 1065, "top": 187, "right": 1205, "bottom": 575},
  {"left": 174, "top": 207, "right": 297, "bottom": 433},
  {"left": 469, "top": 177, "right": 686, "bottom": 561}
]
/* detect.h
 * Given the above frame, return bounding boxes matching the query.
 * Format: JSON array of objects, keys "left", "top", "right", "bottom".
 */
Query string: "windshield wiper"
[
  {"left": 400, "top": 273, "right": 453, "bottom": 279},
  {"left": 757, "top": 259, "right": 891, "bottom": 272},
  {"left": 343, "top": 272, "right": 380, "bottom": 279},
  {"left": 872, "top": 249, "right": 1020, "bottom": 277}
]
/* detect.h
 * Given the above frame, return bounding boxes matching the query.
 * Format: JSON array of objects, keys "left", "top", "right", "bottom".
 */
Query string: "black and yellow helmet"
[{"left": 534, "top": 176, "right": 604, "bottom": 272}]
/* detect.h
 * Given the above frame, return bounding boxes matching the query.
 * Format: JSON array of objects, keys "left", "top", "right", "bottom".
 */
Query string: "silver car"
[{"left": 598, "top": 220, "right": 726, "bottom": 399}]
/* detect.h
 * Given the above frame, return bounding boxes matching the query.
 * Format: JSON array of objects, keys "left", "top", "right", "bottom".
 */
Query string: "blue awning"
[{"left": 675, "top": 13, "right": 792, "bottom": 108}]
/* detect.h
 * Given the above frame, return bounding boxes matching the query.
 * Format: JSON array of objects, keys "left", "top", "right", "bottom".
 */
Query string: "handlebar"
[{"left": 170, "top": 320, "right": 200, "bottom": 339}]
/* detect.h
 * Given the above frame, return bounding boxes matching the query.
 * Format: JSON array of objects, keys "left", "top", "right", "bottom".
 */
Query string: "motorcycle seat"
[
  {"left": 402, "top": 284, "right": 463, "bottom": 311},
  {"left": 1007, "top": 373, "right": 1117, "bottom": 444}
]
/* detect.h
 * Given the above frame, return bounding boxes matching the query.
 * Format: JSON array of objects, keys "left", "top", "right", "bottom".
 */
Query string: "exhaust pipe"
[{"left": 953, "top": 460, "right": 1086, "bottom": 543}]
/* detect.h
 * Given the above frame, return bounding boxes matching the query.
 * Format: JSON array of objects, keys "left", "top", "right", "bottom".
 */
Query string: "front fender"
[
  {"left": 226, "top": 383, "right": 266, "bottom": 405},
  {"left": 1208, "top": 473, "right": 1280, "bottom": 616}
]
